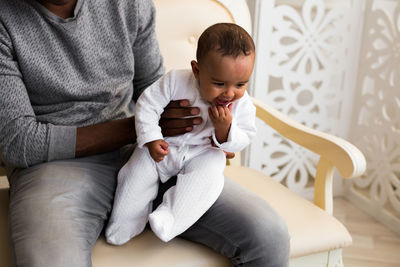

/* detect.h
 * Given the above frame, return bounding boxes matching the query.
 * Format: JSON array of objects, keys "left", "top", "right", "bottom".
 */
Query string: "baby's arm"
[
  {"left": 135, "top": 71, "right": 177, "bottom": 148},
  {"left": 146, "top": 139, "right": 170, "bottom": 162},
  {"left": 209, "top": 93, "right": 256, "bottom": 152},
  {"left": 208, "top": 104, "right": 233, "bottom": 144}
]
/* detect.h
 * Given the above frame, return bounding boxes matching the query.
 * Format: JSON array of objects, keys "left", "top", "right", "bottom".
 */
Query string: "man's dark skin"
[
  {"left": 76, "top": 100, "right": 204, "bottom": 157},
  {"left": 35, "top": 0, "right": 234, "bottom": 159}
]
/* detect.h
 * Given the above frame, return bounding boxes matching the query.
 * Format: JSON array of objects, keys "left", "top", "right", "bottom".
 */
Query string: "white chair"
[{"left": 0, "top": 0, "right": 366, "bottom": 266}]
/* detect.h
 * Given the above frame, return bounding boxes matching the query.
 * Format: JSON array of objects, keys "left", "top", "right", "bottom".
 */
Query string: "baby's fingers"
[
  {"left": 209, "top": 106, "right": 220, "bottom": 119},
  {"left": 221, "top": 105, "right": 230, "bottom": 117},
  {"left": 159, "top": 141, "right": 170, "bottom": 155},
  {"left": 212, "top": 105, "right": 220, "bottom": 117},
  {"left": 154, "top": 156, "right": 165, "bottom": 162},
  {"left": 153, "top": 149, "right": 169, "bottom": 162}
]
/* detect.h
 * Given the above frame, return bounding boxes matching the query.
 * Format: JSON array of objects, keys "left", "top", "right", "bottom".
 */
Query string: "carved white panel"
[
  {"left": 345, "top": 0, "right": 400, "bottom": 235},
  {"left": 247, "top": 0, "right": 362, "bottom": 197}
]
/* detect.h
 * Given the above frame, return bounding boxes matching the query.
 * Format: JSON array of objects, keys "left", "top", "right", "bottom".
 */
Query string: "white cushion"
[
  {"left": 154, "top": 0, "right": 241, "bottom": 72},
  {"left": 224, "top": 166, "right": 352, "bottom": 258}
]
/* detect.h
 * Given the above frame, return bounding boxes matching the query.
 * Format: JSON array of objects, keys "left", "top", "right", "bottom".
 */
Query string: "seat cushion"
[
  {"left": 0, "top": 166, "right": 352, "bottom": 266},
  {"left": 224, "top": 166, "right": 352, "bottom": 258},
  {"left": 92, "top": 231, "right": 229, "bottom": 267}
]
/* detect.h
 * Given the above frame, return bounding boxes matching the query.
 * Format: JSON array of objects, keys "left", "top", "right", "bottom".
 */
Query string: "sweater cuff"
[
  {"left": 212, "top": 125, "right": 235, "bottom": 152},
  {"left": 136, "top": 131, "right": 164, "bottom": 148},
  {"left": 48, "top": 125, "right": 76, "bottom": 162}
]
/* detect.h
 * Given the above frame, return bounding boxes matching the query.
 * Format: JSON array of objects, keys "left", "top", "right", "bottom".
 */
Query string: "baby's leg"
[
  {"left": 149, "top": 148, "right": 226, "bottom": 242},
  {"left": 106, "top": 147, "right": 159, "bottom": 245}
]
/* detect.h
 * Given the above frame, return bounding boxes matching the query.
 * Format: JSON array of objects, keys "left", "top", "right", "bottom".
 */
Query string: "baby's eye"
[
  {"left": 214, "top": 82, "right": 224, "bottom": 87},
  {"left": 236, "top": 83, "right": 245, "bottom": 88}
]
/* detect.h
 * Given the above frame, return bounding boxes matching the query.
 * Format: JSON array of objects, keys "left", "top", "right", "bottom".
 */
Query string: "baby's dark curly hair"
[{"left": 196, "top": 23, "right": 255, "bottom": 63}]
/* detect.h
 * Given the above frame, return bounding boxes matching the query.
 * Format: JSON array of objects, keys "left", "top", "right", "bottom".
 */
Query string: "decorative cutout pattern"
[
  {"left": 333, "top": 256, "right": 344, "bottom": 267},
  {"left": 346, "top": 0, "right": 400, "bottom": 234},
  {"left": 248, "top": 0, "right": 355, "bottom": 197}
]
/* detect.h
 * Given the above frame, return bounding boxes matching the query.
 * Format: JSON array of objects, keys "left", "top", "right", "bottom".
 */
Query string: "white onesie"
[{"left": 106, "top": 69, "right": 256, "bottom": 244}]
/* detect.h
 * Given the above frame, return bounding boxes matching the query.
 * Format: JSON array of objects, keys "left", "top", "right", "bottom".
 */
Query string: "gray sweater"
[{"left": 0, "top": 0, "right": 164, "bottom": 169}]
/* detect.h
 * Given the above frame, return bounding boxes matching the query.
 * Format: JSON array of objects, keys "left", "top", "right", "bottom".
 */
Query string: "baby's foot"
[
  {"left": 149, "top": 208, "right": 175, "bottom": 242},
  {"left": 105, "top": 217, "right": 147, "bottom": 245}
]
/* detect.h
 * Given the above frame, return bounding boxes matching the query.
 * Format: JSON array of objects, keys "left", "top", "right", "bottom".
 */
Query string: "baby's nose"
[{"left": 224, "top": 88, "right": 235, "bottom": 98}]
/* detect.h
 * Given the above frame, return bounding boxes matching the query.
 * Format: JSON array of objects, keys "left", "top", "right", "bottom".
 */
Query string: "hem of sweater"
[{"left": 48, "top": 125, "right": 77, "bottom": 162}]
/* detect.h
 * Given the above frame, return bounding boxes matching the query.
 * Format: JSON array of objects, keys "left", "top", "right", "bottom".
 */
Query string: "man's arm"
[
  {"left": 0, "top": 21, "right": 77, "bottom": 168},
  {"left": 75, "top": 99, "right": 202, "bottom": 158},
  {"left": 76, "top": 0, "right": 202, "bottom": 158},
  {"left": 75, "top": 117, "right": 136, "bottom": 157},
  {"left": 131, "top": 0, "right": 164, "bottom": 102}
]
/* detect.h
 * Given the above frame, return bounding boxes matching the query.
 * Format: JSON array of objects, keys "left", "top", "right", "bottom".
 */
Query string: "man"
[{"left": 0, "top": 0, "right": 290, "bottom": 266}]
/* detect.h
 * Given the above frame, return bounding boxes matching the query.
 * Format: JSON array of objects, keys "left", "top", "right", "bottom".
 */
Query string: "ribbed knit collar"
[{"left": 28, "top": 0, "right": 84, "bottom": 24}]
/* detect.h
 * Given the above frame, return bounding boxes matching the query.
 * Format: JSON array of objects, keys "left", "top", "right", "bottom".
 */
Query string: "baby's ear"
[{"left": 191, "top": 60, "right": 200, "bottom": 80}]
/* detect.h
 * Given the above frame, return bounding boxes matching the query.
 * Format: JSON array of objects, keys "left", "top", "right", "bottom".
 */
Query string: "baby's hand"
[
  {"left": 209, "top": 103, "right": 232, "bottom": 128},
  {"left": 208, "top": 103, "right": 233, "bottom": 143},
  {"left": 146, "top": 139, "right": 170, "bottom": 162},
  {"left": 209, "top": 136, "right": 235, "bottom": 159}
]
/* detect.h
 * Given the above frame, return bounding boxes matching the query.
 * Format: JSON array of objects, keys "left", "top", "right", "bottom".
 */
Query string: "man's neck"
[{"left": 37, "top": 0, "right": 78, "bottom": 19}]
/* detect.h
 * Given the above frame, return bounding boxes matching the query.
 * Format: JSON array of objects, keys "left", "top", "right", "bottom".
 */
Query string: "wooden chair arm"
[
  {"left": 251, "top": 97, "right": 366, "bottom": 214},
  {"left": 252, "top": 97, "right": 366, "bottom": 178}
]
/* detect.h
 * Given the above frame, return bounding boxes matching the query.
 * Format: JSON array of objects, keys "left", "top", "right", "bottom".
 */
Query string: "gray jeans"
[{"left": 8, "top": 148, "right": 290, "bottom": 267}]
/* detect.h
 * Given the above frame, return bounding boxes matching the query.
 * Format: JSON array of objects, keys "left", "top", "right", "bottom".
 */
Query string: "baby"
[{"left": 106, "top": 23, "right": 257, "bottom": 244}]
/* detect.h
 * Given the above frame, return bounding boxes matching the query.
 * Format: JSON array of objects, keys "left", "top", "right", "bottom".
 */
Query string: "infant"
[{"left": 106, "top": 23, "right": 257, "bottom": 244}]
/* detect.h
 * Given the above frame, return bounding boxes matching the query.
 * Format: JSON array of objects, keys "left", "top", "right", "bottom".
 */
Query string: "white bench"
[{"left": 0, "top": 0, "right": 366, "bottom": 266}]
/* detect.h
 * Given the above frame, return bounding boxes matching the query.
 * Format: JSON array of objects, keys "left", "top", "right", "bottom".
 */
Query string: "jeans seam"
[
  {"left": 92, "top": 219, "right": 105, "bottom": 246},
  {"left": 8, "top": 202, "right": 17, "bottom": 267}
]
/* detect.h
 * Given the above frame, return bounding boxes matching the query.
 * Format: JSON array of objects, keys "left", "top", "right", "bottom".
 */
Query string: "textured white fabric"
[{"left": 106, "top": 69, "right": 256, "bottom": 244}]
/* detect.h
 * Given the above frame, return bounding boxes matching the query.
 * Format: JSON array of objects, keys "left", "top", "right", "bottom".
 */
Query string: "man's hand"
[
  {"left": 160, "top": 99, "right": 203, "bottom": 137},
  {"left": 209, "top": 104, "right": 232, "bottom": 144},
  {"left": 146, "top": 139, "right": 170, "bottom": 162}
]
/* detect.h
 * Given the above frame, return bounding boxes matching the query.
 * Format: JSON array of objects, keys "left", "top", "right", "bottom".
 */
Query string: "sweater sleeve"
[
  {"left": 131, "top": 0, "right": 165, "bottom": 102},
  {"left": 0, "top": 22, "right": 76, "bottom": 168},
  {"left": 211, "top": 92, "right": 257, "bottom": 152}
]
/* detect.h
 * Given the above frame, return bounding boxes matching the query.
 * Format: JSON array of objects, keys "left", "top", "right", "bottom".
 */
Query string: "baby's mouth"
[{"left": 215, "top": 99, "right": 232, "bottom": 107}]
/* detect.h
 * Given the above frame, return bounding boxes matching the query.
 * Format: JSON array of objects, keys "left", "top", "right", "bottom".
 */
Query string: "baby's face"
[{"left": 191, "top": 50, "right": 255, "bottom": 106}]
